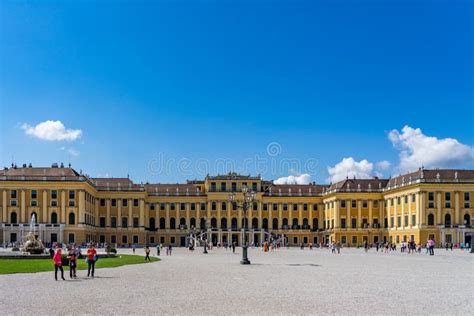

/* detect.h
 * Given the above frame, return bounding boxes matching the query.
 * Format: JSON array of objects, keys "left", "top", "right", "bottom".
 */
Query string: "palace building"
[{"left": 1, "top": 164, "right": 473, "bottom": 247}]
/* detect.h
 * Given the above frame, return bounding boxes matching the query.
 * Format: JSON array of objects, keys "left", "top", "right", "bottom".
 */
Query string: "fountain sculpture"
[{"left": 20, "top": 214, "right": 45, "bottom": 254}]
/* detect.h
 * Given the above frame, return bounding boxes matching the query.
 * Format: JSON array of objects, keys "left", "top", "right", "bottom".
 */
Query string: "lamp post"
[{"left": 229, "top": 185, "right": 255, "bottom": 265}]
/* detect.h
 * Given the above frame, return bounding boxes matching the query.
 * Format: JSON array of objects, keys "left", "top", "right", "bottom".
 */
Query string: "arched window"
[
  {"left": 10, "top": 212, "right": 17, "bottom": 224},
  {"left": 445, "top": 213, "right": 451, "bottom": 226},
  {"left": 231, "top": 218, "right": 238, "bottom": 229},
  {"left": 159, "top": 217, "right": 166, "bottom": 229},
  {"left": 282, "top": 218, "right": 288, "bottom": 228},
  {"left": 211, "top": 218, "right": 217, "bottom": 228},
  {"left": 51, "top": 212, "right": 58, "bottom": 224},
  {"left": 170, "top": 217, "right": 176, "bottom": 229},
  {"left": 262, "top": 218, "right": 269, "bottom": 229},
  {"left": 464, "top": 213, "right": 471, "bottom": 226},
  {"left": 292, "top": 218, "right": 299, "bottom": 228},
  {"left": 149, "top": 217, "right": 155, "bottom": 229},
  {"left": 303, "top": 218, "right": 308, "bottom": 227},
  {"left": 313, "top": 218, "right": 319, "bottom": 230},
  {"left": 31, "top": 212, "right": 38, "bottom": 222},
  {"left": 221, "top": 218, "right": 227, "bottom": 229},
  {"left": 272, "top": 218, "right": 278, "bottom": 229},
  {"left": 200, "top": 217, "right": 206, "bottom": 229},
  {"left": 252, "top": 217, "right": 258, "bottom": 229},
  {"left": 69, "top": 212, "right": 75, "bottom": 225},
  {"left": 241, "top": 218, "right": 248, "bottom": 228},
  {"left": 180, "top": 217, "right": 186, "bottom": 226},
  {"left": 427, "top": 213, "right": 434, "bottom": 226},
  {"left": 190, "top": 217, "right": 196, "bottom": 228}
]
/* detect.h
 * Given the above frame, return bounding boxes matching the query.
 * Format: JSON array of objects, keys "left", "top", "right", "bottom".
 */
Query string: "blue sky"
[{"left": 1, "top": 1, "right": 473, "bottom": 184}]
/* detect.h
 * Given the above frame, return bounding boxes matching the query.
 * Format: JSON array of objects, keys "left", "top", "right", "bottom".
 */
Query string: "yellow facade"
[{"left": 1, "top": 166, "right": 473, "bottom": 247}]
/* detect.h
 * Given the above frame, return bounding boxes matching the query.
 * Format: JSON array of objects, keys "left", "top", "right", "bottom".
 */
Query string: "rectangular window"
[
  {"left": 133, "top": 217, "right": 139, "bottom": 228},
  {"left": 111, "top": 199, "right": 117, "bottom": 207},
  {"left": 273, "top": 203, "right": 278, "bottom": 211},
  {"left": 180, "top": 203, "right": 186, "bottom": 211},
  {"left": 404, "top": 195, "right": 408, "bottom": 204},
  {"left": 445, "top": 192, "right": 451, "bottom": 208},
  {"left": 133, "top": 235, "right": 139, "bottom": 244},
  {"left": 111, "top": 217, "right": 117, "bottom": 228},
  {"left": 351, "top": 218, "right": 357, "bottom": 229},
  {"left": 341, "top": 218, "right": 346, "bottom": 229},
  {"left": 397, "top": 197, "right": 401, "bottom": 205},
  {"left": 51, "top": 190, "right": 57, "bottom": 199},
  {"left": 283, "top": 203, "right": 288, "bottom": 211},
  {"left": 412, "top": 194, "right": 416, "bottom": 203},
  {"left": 160, "top": 203, "right": 166, "bottom": 211},
  {"left": 210, "top": 182, "right": 216, "bottom": 191},
  {"left": 428, "top": 192, "right": 434, "bottom": 208},
  {"left": 122, "top": 217, "right": 128, "bottom": 228},
  {"left": 397, "top": 216, "right": 401, "bottom": 227},
  {"left": 200, "top": 202, "right": 206, "bottom": 211},
  {"left": 150, "top": 203, "right": 155, "bottom": 211},
  {"left": 170, "top": 203, "right": 175, "bottom": 211},
  {"left": 404, "top": 215, "right": 409, "bottom": 226},
  {"left": 341, "top": 236, "right": 347, "bottom": 244},
  {"left": 11, "top": 190, "right": 17, "bottom": 199},
  {"left": 221, "top": 182, "right": 226, "bottom": 191},
  {"left": 362, "top": 218, "right": 368, "bottom": 228},
  {"left": 10, "top": 200, "right": 17, "bottom": 206},
  {"left": 211, "top": 202, "right": 216, "bottom": 211},
  {"left": 253, "top": 203, "right": 257, "bottom": 211},
  {"left": 133, "top": 199, "right": 139, "bottom": 207},
  {"left": 464, "top": 192, "right": 470, "bottom": 208},
  {"left": 363, "top": 200, "right": 368, "bottom": 208},
  {"left": 341, "top": 200, "right": 346, "bottom": 208},
  {"left": 252, "top": 182, "right": 258, "bottom": 191},
  {"left": 263, "top": 203, "right": 268, "bottom": 211},
  {"left": 51, "top": 200, "right": 57, "bottom": 207},
  {"left": 293, "top": 204, "right": 298, "bottom": 211},
  {"left": 122, "top": 235, "right": 128, "bottom": 244},
  {"left": 69, "top": 190, "right": 75, "bottom": 199},
  {"left": 111, "top": 235, "right": 116, "bottom": 243},
  {"left": 31, "top": 190, "right": 37, "bottom": 199},
  {"left": 100, "top": 199, "right": 105, "bottom": 206},
  {"left": 191, "top": 203, "right": 196, "bottom": 211},
  {"left": 231, "top": 182, "right": 237, "bottom": 192},
  {"left": 351, "top": 200, "right": 356, "bottom": 208},
  {"left": 390, "top": 217, "right": 394, "bottom": 227},
  {"left": 373, "top": 200, "right": 378, "bottom": 208},
  {"left": 100, "top": 217, "right": 106, "bottom": 227},
  {"left": 313, "top": 204, "right": 318, "bottom": 211},
  {"left": 31, "top": 200, "right": 37, "bottom": 206},
  {"left": 373, "top": 218, "right": 379, "bottom": 228},
  {"left": 69, "top": 200, "right": 75, "bottom": 207},
  {"left": 120, "top": 199, "right": 126, "bottom": 207},
  {"left": 303, "top": 203, "right": 308, "bottom": 211},
  {"left": 222, "top": 202, "right": 227, "bottom": 211},
  {"left": 352, "top": 236, "right": 358, "bottom": 245},
  {"left": 412, "top": 214, "right": 416, "bottom": 226}
]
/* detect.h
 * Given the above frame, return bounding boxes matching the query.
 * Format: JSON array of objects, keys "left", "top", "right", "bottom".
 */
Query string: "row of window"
[
  {"left": 8, "top": 189, "right": 76, "bottom": 200},
  {"left": 148, "top": 202, "right": 319, "bottom": 212},
  {"left": 100, "top": 198, "right": 139, "bottom": 207},
  {"left": 9, "top": 211, "right": 76, "bottom": 225},
  {"left": 209, "top": 182, "right": 259, "bottom": 192},
  {"left": 427, "top": 192, "right": 471, "bottom": 208}
]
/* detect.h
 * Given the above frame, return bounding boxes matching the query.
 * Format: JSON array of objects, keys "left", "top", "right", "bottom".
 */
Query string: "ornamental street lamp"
[{"left": 229, "top": 185, "right": 255, "bottom": 265}]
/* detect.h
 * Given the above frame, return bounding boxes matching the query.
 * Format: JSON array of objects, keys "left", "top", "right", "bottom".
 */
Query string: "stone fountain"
[{"left": 20, "top": 214, "right": 45, "bottom": 254}]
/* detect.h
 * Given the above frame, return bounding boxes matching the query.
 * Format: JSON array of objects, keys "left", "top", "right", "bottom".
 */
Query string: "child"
[{"left": 67, "top": 246, "right": 77, "bottom": 278}]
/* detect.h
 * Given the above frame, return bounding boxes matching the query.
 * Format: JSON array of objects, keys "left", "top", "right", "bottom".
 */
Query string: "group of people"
[{"left": 50, "top": 243, "right": 97, "bottom": 281}]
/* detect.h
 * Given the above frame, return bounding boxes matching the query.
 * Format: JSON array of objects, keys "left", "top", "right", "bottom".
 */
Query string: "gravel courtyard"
[{"left": 0, "top": 247, "right": 472, "bottom": 315}]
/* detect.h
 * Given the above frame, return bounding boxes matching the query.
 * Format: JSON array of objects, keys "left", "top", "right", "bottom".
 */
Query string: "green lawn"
[{"left": 0, "top": 255, "right": 159, "bottom": 275}]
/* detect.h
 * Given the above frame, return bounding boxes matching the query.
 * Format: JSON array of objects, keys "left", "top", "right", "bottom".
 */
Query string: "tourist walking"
[
  {"left": 53, "top": 245, "right": 65, "bottom": 281},
  {"left": 364, "top": 241, "right": 369, "bottom": 253},
  {"left": 87, "top": 243, "right": 97, "bottom": 277},
  {"left": 336, "top": 241, "right": 341, "bottom": 254},
  {"left": 132, "top": 245, "right": 136, "bottom": 254},
  {"left": 144, "top": 246, "right": 151, "bottom": 261},
  {"left": 168, "top": 244, "right": 173, "bottom": 256},
  {"left": 232, "top": 242, "right": 236, "bottom": 253},
  {"left": 67, "top": 246, "right": 77, "bottom": 278},
  {"left": 428, "top": 238, "right": 435, "bottom": 256},
  {"left": 156, "top": 243, "right": 161, "bottom": 256}
]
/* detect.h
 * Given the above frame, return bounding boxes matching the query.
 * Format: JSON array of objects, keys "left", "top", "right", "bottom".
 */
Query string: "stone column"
[
  {"left": 128, "top": 199, "right": 132, "bottom": 229},
  {"left": 258, "top": 201, "right": 263, "bottom": 228},
  {"left": 217, "top": 202, "right": 222, "bottom": 229},
  {"left": 226, "top": 202, "right": 231, "bottom": 228},
  {"left": 401, "top": 196, "right": 405, "bottom": 228},
  {"left": 437, "top": 192, "right": 442, "bottom": 225},
  {"left": 78, "top": 190, "right": 85, "bottom": 225},
  {"left": 357, "top": 200, "right": 362, "bottom": 229},
  {"left": 278, "top": 204, "right": 282, "bottom": 228},
  {"left": 186, "top": 203, "right": 190, "bottom": 228},
  {"left": 346, "top": 202, "right": 350, "bottom": 228},
  {"left": 269, "top": 205, "right": 273, "bottom": 229},
  {"left": 238, "top": 205, "right": 243, "bottom": 229},
  {"left": 334, "top": 200, "right": 340, "bottom": 228},
  {"left": 106, "top": 199, "right": 111, "bottom": 227},
  {"left": 139, "top": 199, "right": 145, "bottom": 227},
  {"left": 61, "top": 190, "right": 66, "bottom": 224},
  {"left": 420, "top": 192, "right": 426, "bottom": 226},
  {"left": 117, "top": 199, "right": 122, "bottom": 227},
  {"left": 368, "top": 200, "right": 373, "bottom": 227},
  {"left": 408, "top": 196, "right": 412, "bottom": 227},
  {"left": 455, "top": 192, "right": 460, "bottom": 225},
  {"left": 415, "top": 193, "right": 420, "bottom": 227},
  {"left": 20, "top": 190, "right": 26, "bottom": 223},
  {"left": 42, "top": 190, "right": 48, "bottom": 223},
  {"left": 2, "top": 190, "right": 7, "bottom": 223},
  {"left": 165, "top": 204, "right": 170, "bottom": 229},
  {"left": 298, "top": 204, "right": 303, "bottom": 228},
  {"left": 379, "top": 199, "right": 384, "bottom": 228}
]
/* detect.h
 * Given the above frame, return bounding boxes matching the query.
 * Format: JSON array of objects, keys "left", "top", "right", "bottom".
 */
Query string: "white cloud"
[
  {"left": 327, "top": 157, "right": 374, "bottom": 183},
  {"left": 388, "top": 125, "right": 474, "bottom": 172},
  {"left": 274, "top": 173, "right": 311, "bottom": 185},
  {"left": 376, "top": 160, "right": 391, "bottom": 170},
  {"left": 59, "top": 146, "right": 80, "bottom": 156},
  {"left": 22, "top": 120, "right": 82, "bottom": 141}
]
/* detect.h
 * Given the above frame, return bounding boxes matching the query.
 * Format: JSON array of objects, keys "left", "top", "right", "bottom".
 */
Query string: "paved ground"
[{"left": 0, "top": 247, "right": 473, "bottom": 315}]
